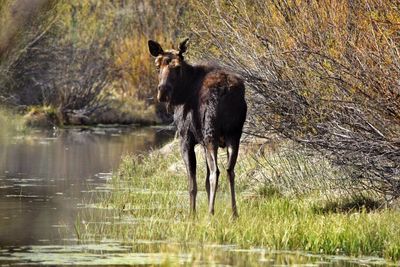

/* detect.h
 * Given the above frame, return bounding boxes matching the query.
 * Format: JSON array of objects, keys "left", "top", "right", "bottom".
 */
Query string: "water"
[{"left": 0, "top": 127, "right": 172, "bottom": 248}]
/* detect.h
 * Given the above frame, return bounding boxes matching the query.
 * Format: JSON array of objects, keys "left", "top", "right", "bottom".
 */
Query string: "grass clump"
[
  {"left": 0, "top": 108, "right": 29, "bottom": 141},
  {"left": 79, "top": 141, "right": 400, "bottom": 262}
]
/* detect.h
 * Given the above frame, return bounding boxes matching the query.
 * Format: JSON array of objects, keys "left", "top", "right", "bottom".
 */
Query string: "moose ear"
[
  {"left": 148, "top": 40, "right": 164, "bottom": 57},
  {"left": 178, "top": 38, "right": 189, "bottom": 59}
]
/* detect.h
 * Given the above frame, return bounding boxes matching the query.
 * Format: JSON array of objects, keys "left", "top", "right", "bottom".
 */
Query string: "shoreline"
[{"left": 77, "top": 139, "right": 400, "bottom": 263}]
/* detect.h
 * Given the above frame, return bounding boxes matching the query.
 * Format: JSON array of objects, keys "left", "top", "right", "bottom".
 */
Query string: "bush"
[
  {"left": 0, "top": 0, "right": 189, "bottom": 124},
  {"left": 189, "top": 0, "right": 400, "bottom": 199}
]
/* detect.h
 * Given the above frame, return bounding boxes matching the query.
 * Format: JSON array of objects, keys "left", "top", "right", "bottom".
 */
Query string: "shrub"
[
  {"left": 189, "top": 0, "right": 400, "bottom": 199},
  {"left": 0, "top": 0, "right": 189, "bottom": 124}
]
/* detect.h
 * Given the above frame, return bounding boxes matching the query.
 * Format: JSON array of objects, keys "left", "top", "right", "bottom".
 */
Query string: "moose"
[{"left": 148, "top": 38, "right": 247, "bottom": 217}]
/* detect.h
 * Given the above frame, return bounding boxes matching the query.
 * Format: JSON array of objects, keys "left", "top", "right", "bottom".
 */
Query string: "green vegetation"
[
  {"left": 1, "top": 0, "right": 397, "bottom": 198},
  {"left": 0, "top": 108, "right": 28, "bottom": 141},
  {"left": 78, "top": 141, "right": 400, "bottom": 262},
  {"left": 0, "top": 0, "right": 189, "bottom": 125},
  {"left": 1, "top": 0, "right": 399, "bottom": 262}
]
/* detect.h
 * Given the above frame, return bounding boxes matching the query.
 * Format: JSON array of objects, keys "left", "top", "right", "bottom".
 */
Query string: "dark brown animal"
[{"left": 148, "top": 38, "right": 247, "bottom": 216}]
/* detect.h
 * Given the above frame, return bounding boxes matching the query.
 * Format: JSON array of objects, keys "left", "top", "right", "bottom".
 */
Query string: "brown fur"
[{"left": 148, "top": 39, "right": 247, "bottom": 216}]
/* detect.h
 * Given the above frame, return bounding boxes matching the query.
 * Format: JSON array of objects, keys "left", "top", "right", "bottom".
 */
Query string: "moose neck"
[{"left": 170, "top": 61, "right": 203, "bottom": 106}]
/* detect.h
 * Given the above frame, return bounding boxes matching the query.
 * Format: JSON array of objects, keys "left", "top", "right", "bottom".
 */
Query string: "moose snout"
[{"left": 157, "top": 85, "right": 171, "bottom": 102}]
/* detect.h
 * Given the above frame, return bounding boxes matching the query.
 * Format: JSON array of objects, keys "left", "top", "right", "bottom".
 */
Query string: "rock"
[
  {"left": 159, "top": 139, "right": 179, "bottom": 155},
  {"left": 167, "top": 161, "right": 185, "bottom": 174}
]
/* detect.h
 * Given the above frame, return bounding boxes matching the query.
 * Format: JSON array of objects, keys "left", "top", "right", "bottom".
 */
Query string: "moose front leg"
[{"left": 180, "top": 139, "right": 197, "bottom": 214}]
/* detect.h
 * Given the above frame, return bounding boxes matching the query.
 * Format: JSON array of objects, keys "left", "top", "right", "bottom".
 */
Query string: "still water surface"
[
  {"left": 0, "top": 126, "right": 390, "bottom": 266},
  {"left": 0, "top": 126, "right": 173, "bottom": 261}
]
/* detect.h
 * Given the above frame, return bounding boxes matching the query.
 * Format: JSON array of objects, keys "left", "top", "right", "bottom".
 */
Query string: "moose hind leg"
[
  {"left": 205, "top": 144, "right": 219, "bottom": 215},
  {"left": 181, "top": 140, "right": 197, "bottom": 214},
  {"left": 226, "top": 137, "right": 240, "bottom": 217},
  {"left": 204, "top": 147, "right": 210, "bottom": 203}
]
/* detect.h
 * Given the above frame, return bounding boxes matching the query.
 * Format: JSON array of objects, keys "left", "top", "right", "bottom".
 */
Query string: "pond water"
[
  {"left": 0, "top": 126, "right": 173, "bottom": 263},
  {"left": 0, "top": 125, "right": 390, "bottom": 266}
]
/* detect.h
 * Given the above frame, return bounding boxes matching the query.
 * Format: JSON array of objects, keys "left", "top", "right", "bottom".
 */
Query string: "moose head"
[{"left": 148, "top": 38, "right": 189, "bottom": 103}]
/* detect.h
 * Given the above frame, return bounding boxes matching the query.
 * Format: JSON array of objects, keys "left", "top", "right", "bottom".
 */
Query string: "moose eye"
[{"left": 163, "top": 58, "right": 172, "bottom": 65}]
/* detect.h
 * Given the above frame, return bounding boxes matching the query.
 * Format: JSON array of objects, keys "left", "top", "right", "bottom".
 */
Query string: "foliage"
[
  {"left": 1, "top": 0, "right": 399, "bottom": 198},
  {"left": 111, "top": 0, "right": 189, "bottom": 104},
  {"left": 78, "top": 142, "right": 400, "bottom": 261},
  {"left": 189, "top": 0, "right": 400, "bottom": 199},
  {"left": 0, "top": 0, "right": 57, "bottom": 104},
  {"left": 0, "top": 0, "right": 189, "bottom": 124}
]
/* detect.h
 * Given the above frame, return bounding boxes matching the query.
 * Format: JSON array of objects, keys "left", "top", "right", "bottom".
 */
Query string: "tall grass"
[{"left": 79, "top": 141, "right": 400, "bottom": 261}]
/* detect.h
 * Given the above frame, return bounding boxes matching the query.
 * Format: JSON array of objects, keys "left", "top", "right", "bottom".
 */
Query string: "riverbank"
[
  {"left": 78, "top": 140, "right": 400, "bottom": 263},
  {"left": 22, "top": 101, "right": 166, "bottom": 128}
]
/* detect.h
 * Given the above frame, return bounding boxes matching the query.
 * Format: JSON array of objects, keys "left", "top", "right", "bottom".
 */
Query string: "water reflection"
[
  {"left": 0, "top": 126, "right": 173, "bottom": 246},
  {"left": 0, "top": 241, "right": 388, "bottom": 266}
]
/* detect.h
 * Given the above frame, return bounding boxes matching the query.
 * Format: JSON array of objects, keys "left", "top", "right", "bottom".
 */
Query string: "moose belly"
[{"left": 219, "top": 136, "right": 226, "bottom": 148}]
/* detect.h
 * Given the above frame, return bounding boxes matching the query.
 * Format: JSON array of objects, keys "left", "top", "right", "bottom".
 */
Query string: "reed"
[{"left": 78, "top": 141, "right": 400, "bottom": 262}]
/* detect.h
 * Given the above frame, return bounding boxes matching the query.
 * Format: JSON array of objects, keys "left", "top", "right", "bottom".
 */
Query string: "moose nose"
[
  {"left": 157, "top": 85, "right": 169, "bottom": 102},
  {"left": 157, "top": 85, "right": 165, "bottom": 92}
]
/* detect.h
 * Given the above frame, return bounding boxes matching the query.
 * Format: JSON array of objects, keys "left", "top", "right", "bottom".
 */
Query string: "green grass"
[
  {"left": 0, "top": 108, "right": 28, "bottom": 141},
  {"left": 79, "top": 140, "right": 400, "bottom": 262}
]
